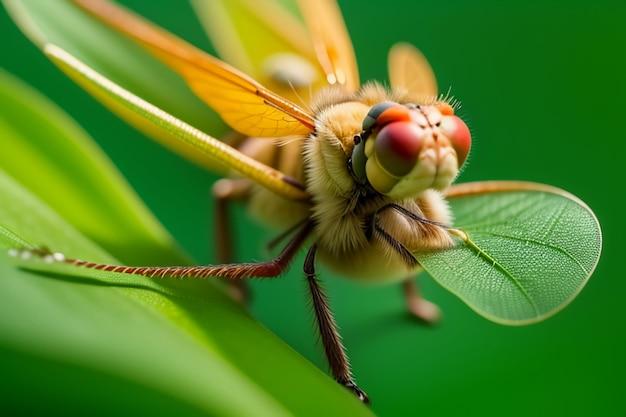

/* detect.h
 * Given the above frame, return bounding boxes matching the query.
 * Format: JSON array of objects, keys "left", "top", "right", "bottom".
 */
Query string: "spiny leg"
[
  {"left": 370, "top": 207, "right": 443, "bottom": 325},
  {"left": 403, "top": 278, "right": 441, "bottom": 325},
  {"left": 304, "top": 244, "right": 369, "bottom": 403},
  {"left": 17, "top": 222, "right": 313, "bottom": 280},
  {"left": 213, "top": 178, "right": 251, "bottom": 302}
]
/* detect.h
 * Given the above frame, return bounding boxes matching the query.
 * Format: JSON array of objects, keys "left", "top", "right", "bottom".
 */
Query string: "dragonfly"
[{"left": 6, "top": 0, "right": 601, "bottom": 403}]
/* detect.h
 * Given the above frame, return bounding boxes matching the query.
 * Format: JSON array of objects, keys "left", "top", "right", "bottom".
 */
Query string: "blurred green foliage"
[{"left": 0, "top": 68, "right": 373, "bottom": 417}]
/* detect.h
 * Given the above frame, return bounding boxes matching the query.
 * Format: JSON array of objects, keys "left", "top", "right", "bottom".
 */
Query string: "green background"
[{"left": 1, "top": 1, "right": 624, "bottom": 416}]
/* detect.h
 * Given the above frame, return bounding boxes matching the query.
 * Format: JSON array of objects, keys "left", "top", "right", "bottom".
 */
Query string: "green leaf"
[
  {"left": 0, "top": 70, "right": 186, "bottom": 265},
  {"left": 3, "top": 0, "right": 229, "bottom": 172},
  {"left": 0, "top": 69, "right": 371, "bottom": 415},
  {"left": 415, "top": 183, "right": 602, "bottom": 325},
  {"left": 0, "top": 170, "right": 372, "bottom": 416}
]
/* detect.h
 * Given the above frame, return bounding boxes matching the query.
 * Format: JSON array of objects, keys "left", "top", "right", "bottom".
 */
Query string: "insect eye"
[
  {"left": 354, "top": 102, "right": 470, "bottom": 196},
  {"left": 436, "top": 102, "right": 455, "bottom": 116},
  {"left": 364, "top": 121, "right": 426, "bottom": 193},
  {"left": 441, "top": 115, "right": 472, "bottom": 166},
  {"left": 362, "top": 101, "right": 397, "bottom": 130},
  {"left": 375, "top": 122, "right": 424, "bottom": 176},
  {"left": 376, "top": 106, "right": 412, "bottom": 127}
]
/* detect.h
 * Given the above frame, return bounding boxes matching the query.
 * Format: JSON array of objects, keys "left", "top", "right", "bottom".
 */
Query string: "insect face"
[{"left": 351, "top": 102, "right": 472, "bottom": 200}]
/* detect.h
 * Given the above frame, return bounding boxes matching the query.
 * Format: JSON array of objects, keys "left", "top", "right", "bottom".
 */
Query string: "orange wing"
[
  {"left": 73, "top": 0, "right": 315, "bottom": 138},
  {"left": 297, "top": 0, "right": 359, "bottom": 91},
  {"left": 445, "top": 181, "right": 589, "bottom": 205},
  {"left": 388, "top": 43, "right": 438, "bottom": 102}
]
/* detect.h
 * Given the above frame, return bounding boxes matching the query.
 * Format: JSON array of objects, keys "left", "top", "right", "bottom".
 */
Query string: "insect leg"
[
  {"left": 303, "top": 245, "right": 369, "bottom": 403},
  {"left": 16, "top": 222, "right": 313, "bottom": 280},
  {"left": 373, "top": 223, "right": 419, "bottom": 268},
  {"left": 377, "top": 203, "right": 449, "bottom": 229},
  {"left": 403, "top": 278, "right": 441, "bottom": 325},
  {"left": 212, "top": 178, "right": 252, "bottom": 302}
]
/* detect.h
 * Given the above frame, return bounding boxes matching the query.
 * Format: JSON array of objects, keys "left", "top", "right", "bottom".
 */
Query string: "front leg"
[
  {"left": 303, "top": 245, "right": 369, "bottom": 403},
  {"left": 403, "top": 278, "right": 441, "bottom": 325},
  {"left": 369, "top": 203, "right": 445, "bottom": 325},
  {"left": 15, "top": 222, "right": 313, "bottom": 280}
]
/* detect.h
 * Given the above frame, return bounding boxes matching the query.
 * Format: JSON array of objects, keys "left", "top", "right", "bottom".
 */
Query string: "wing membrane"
[
  {"left": 297, "top": 0, "right": 359, "bottom": 91},
  {"left": 45, "top": 44, "right": 310, "bottom": 200},
  {"left": 192, "top": 0, "right": 329, "bottom": 105},
  {"left": 192, "top": 0, "right": 314, "bottom": 74},
  {"left": 73, "top": 0, "right": 315, "bottom": 137},
  {"left": 428, "top": 180, "right": 602, "bottom": 324},
  {"left": 388, "top": 43, "right": 438, "bottom": 102},
  {"left": 446, "top": 181, "right": 589, "bottom": 206}
]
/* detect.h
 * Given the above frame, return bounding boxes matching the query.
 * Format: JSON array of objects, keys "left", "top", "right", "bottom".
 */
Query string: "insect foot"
[
  {"left": 7, "top": 247, "right": 65, "bottom": 264},
  {"left": 407, "top": 297, "right": 442, "bottom": 326},
  {"left": 403, "top": 280, "right": 442, "bottom": 326},
  {"left": 340, "top": 380, "right": 370, "bottom": 404}
]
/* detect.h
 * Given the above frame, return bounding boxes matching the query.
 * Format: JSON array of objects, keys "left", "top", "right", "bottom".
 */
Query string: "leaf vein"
[
  {"left": 461, "top": 232, "right": 540, "bottom": 315},
  {"left": 471, "top": 231, "right": 590, "bottom": 275}
]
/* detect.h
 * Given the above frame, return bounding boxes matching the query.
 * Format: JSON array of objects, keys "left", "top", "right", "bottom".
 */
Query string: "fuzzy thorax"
[{"left": 303, "top": 84, "right": 454, "bottom": 282}]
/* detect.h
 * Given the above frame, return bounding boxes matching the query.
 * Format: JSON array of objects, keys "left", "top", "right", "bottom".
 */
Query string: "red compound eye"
[
  {"left": 436, "top": 102, "right": 455, "bottom": 116},
  {"left": 377, "top": 105, "right": 412, "bottom": 126},
  {"left": 441, "top": 116, "right": 472, "bottom": 166},
  {"left": 362, "top": 101, "right": 397, "bottom": 130},
  {"left": 374, "top": 121, "right": 425, "bottom": 176}
]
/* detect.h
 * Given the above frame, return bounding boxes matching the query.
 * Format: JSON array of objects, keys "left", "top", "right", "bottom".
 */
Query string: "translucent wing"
[
  {"left": 297, "top": 0, "right": 360, "bottom": 91},
  {"left": 192, "top": 0, "right": 327, "bottom": 104},
  {"left": 445, "top": 181, "right": 585, "bottom": 200},
  {"left": 388, "top": 43, "right": 438, "bottom": 102},
  {"left": 420, "top": 180, "right": 602, "bottom": 324},
  {"left": 44, "top": 44, "right": 309, "bottom": 201},
  {"left": 74, "top": 0, "right": 315, "bottom": 137}
]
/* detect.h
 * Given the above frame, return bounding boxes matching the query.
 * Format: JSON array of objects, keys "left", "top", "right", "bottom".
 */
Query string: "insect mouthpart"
[{"left": 350, "top": 102, "right": 472, "bottom": 200}]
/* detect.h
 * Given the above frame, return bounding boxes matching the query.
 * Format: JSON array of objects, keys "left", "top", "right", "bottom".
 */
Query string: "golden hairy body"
[
  {"left": 35, "top": 0, "right": 477, "bottom": 401},
  {"left": 243, "top": 83, "right": 453, "bottom": 283}
]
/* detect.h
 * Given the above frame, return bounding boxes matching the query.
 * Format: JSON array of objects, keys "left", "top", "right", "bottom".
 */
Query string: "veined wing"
[
  {"left": 44, "top": 44, "right": 310, "bottom": 200},
  {"left": 424, "top": 180, "right": 602, "bottom": 324},
  {"left": 388, "top": 42, "right": 438, "bottom": 102},
  {"left": 192, "top": 0, "right": 327, "bottom": 104},
  {"left": 446, "top": 181, "right": 588, "bottom": 201},
  {"left": 297, "top": 0, "right": 360, "bottom": 91},
  {"left": 73, "top": 0, "right": 315, "bottom": 137}
]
